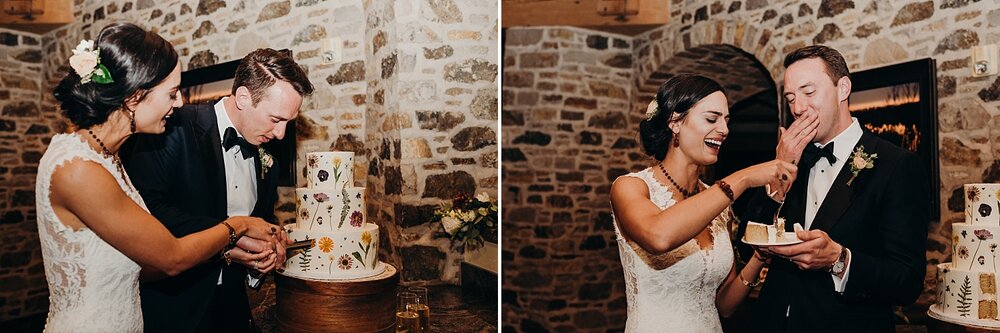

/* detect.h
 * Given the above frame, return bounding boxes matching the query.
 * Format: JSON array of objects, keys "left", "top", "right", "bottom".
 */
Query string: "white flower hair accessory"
[
  {"left": 69, "top": 39, "right": 113, "bottom": 84},
  {"left": 645, "top": 100, "right": 659, "bottom": 121}
]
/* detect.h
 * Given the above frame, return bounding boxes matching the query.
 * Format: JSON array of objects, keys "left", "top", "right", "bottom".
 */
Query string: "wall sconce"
[
  {"left": 598, "top": 0, "right": 639, "bottom": 22},
  {"left": 972, "top": 45, "right": 999, "bottom": 77},
  {"left": 3, "top": 0, "right": 45, "bottom": 20}
]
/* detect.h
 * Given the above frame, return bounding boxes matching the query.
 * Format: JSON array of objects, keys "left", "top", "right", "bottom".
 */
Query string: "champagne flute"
[
  {"left": 408, "top": 286, "right": 430, "bottom": 332},
  {"left": 396, "top": 292, "right": 420, "bottom": 333}
]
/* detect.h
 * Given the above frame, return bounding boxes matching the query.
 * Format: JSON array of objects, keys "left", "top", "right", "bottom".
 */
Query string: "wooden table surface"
[{"left": 249, "top": 278, "right": 498, "bottom": 333}]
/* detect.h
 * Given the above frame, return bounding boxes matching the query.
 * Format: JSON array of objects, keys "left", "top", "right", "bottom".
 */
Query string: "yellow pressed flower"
[
  {"left": 318, "top": 237, "right": 334, "bottom": 252},
  {"left": 361, "top": 231, "right": 372, "bottom": 246},
  {"left": 332, "top": 157, "right": 342, "bottom": 168}
]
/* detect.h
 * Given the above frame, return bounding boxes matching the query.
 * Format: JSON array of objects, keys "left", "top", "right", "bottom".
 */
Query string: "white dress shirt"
[
  {"left": 214, "top": 98, "right": 259, "bottom": 286},
  {"left": 805, "top": 117, "right": 862, "bottom": 293}
]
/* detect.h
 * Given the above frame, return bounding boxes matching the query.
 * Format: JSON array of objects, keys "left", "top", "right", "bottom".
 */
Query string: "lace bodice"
[
  {"left": 35, "top": 133, "right": 146, "bottom": 332},
  {"left": 612, "top": 168, "right": 735, "bottom": 333}
]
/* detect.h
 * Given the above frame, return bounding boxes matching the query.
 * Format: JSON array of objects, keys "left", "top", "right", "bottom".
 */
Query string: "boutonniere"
[
  {"left": 259, "top": 147, "right": 274, "bottom": 179},
  {"left": 846, "top": 145, "right": 877, "bottom": 186}
]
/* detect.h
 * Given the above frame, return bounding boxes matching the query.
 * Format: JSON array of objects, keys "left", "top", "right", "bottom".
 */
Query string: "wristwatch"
[{"left": 829, "top": 246, "right": 848, "bottom": 275}]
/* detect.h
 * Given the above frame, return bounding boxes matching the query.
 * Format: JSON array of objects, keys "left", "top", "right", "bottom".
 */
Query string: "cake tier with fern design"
[
  {"left": 935, "top": 184, "right": 1000, "bottom": 323},
  {"left": 282, "top": 152, "right": 385, "bottom": 280}
]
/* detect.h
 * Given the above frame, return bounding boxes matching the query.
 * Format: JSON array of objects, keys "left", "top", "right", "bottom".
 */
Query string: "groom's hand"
[
  {"left": 776, "top": 110, "right": 819, "bottom": 165},
  {"left": 229, "top": 236, "right": 276, "bottom": 273},
  {"left": 769, "top": 229, "right": 842, "bottom": 271}
]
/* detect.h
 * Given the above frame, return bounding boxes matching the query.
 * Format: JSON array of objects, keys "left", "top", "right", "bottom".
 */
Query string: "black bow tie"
[
  {"left": 222, "top": 127, "right": 258, "bottom": 160},
  {"left": 801, "top": 142, "right": 836, "bottom": 169}
]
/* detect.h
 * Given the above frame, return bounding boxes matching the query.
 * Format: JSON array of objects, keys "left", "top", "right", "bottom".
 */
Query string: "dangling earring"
[
  {"left": 672, "top": 132, "right": 680, "bottom": 147},
  {"left": 129, "top": 109, "right": 136, "bottom": 133}
]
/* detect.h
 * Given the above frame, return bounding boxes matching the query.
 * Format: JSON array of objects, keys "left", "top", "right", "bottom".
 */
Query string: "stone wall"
[
  {"left": 503, "top": 0, "right": 1000, "bottom": 331},
  {"left": 393, "top": 0, "right": 499, "bottom": 284},
  {"left": 0, "top": 0, "right": 496, "bottom": 321},
  {"left": 360, "top": 0, "right": 404, "bottom": 281},
  {"left": 501, "top": 26, "right": 635, "bottom": 332},
  {"left": 0, "top": 27, "right": 52, "bottom": 321}
]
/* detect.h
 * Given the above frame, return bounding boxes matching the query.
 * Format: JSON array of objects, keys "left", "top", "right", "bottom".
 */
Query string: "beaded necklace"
[
  {"left": 657, "top": 162, "right": 700, "bottom": 199},
  {"left": 87, "top": 129, "right": 130, "bottom": 186}
]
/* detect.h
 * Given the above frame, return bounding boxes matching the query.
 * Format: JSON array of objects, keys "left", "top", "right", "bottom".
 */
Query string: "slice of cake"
[
  {"left": 745, "top": 219, "right": 802, "bottom": 243},
  {"left": 745, "top": 222, "right": 777, "bottom": 243}
]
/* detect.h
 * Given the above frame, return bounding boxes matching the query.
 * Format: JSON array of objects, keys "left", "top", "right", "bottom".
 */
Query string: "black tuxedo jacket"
[
  {"left": 121, "top": 103, "right": 278, "bottom": 332},
  {"left": 740, "top": 130, "right": 930, "bottom": 333}
]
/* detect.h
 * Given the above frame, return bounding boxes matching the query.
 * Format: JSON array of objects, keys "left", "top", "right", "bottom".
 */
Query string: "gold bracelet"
[{"left": 738, "top": 269, "right": 761, "bottom": 287}]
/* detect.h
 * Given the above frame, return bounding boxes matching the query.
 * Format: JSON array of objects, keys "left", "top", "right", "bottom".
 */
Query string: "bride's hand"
[
  {"left": 753, "top": 248, "right": 771, "bottom": 264},
  {"left": 224, "top": 240, "right": 273, "bottom": 272}
]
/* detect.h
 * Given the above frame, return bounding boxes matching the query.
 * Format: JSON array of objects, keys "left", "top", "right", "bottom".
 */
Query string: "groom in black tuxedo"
[
  {"left": 742, "top": 45, "right": 930, "bottom": 332},
  {"left": 122, "top": 48, "right": 314, "bottom": 332}
]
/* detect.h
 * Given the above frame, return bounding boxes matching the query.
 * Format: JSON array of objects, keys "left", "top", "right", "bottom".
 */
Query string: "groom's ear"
[
  {"left": 837, "top": 76, "right": 852, "bottom": 103},
  {"left": 234, "top": 86, "right": 253, "bottom": 110}
]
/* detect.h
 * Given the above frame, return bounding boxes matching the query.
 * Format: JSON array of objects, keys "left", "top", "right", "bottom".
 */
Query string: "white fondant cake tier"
[
  {"left": 966, "top": 184, "right": 1000, "bottom": 226},
  {"left": 951, "top": 224, "right": 1000, "bottom": 273},
  {"left": 305, "top": 152, "right": 354, "bottom": 190},
  {"left": 283, "top": 223, "right": 384, "bottom": 280},
  {"left": 295, "top": 187, "right": 366, "bottom": 231},
  {"left": 936, "top": 263, "right": 1000, "bottom": 321}
]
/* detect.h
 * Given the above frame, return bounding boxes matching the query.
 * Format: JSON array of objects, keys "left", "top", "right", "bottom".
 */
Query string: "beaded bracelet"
[
  {"left": 221, "top": 221, "right": 238, "bottom": 248},
  {"left": 715, "top": 180, "right": 735, "bottom": 203}
]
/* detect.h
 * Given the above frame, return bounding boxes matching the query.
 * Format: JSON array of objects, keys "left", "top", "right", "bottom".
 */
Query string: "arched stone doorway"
[{"left": 636, "top": 43, "right": 778, "bottom": 216}]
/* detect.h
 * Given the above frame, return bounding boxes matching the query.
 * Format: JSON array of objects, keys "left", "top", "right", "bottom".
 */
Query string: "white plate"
[
  {"left": 928, "top": 304, "right": 1000, "bottom": 329},
  {"left": 741, "top": 236, "right": 802, "bottom": 246}
]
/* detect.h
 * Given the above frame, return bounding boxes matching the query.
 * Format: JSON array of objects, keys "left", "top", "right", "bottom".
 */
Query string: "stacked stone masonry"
[
  {"left": 0, "top": 0, "right": 496, "bottom": 321},
  {"left": 503, "top": 0, "right": 1000, "bottom": 331}
]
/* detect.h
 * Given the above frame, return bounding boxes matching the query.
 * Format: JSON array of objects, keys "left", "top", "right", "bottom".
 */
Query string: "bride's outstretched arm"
[
  {"left": 611, "top": 176, "right": 742, "bottom": 255},
  {"left": 611, "top": 160, "right": 795, "bottom": 255},
  {"left": 716, "top": 252, "right": 768, "bottom": 317},
  {"left": 49, "top": 159, "right": 277, "bottom": 277}
]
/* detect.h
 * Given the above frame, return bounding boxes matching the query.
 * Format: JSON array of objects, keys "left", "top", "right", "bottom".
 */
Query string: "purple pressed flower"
[
  {"left": 314, "top": 193, "right": 330, "bottom": 203},
  {"left": 981, "top": 204, "right": 993, "bottom": 218},
  {"left": 318, "top": 170, "right": 329, "bottom": 182},
  {"left": 350, "top": 211, "right": 363, "bottom": 227},
  {"left": 969, "top": 186, "right": 981, "bottom": 202},
  {"left": 979, "top": 256, "right": 986, "bottom": 265},
  {"left": 338, "top": 254, "right": 353, "bottom": 270},
  {"left": 976, "top": 229, "right": 994, "bottom": 240}
]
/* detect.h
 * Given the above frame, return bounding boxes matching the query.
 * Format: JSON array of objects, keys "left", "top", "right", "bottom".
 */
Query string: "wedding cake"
[
  {"left": 281, "top": 152, "right": 386, "bottom": 280},
  {"left": 934, "top": 183, "right": 1000, "bottom": 324}
]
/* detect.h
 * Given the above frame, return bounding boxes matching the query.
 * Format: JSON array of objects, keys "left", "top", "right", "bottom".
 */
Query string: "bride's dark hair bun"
[
  {"left": 53, "top": 23, "right": 178, "bottom": 129},
  {"left": 639, "top": 74, "right": 723, "bottom": 160}
]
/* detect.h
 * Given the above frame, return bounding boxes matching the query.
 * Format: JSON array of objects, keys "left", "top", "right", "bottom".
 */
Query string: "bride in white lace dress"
[
  {"left": 610, "top": 74, "right": 801, "bottom": 332},
  {"left": 36, "top": 23, "right": 281, "bottom": 332}
]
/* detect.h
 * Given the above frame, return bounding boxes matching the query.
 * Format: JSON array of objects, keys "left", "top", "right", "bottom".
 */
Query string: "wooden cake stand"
[{"left": 275, "top": 263, "right": 399, "bottom": 333}]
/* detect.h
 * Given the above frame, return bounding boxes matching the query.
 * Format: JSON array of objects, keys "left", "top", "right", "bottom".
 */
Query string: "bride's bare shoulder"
[{"left": 611, "top": 174, "right": 649, "bottom": 199}]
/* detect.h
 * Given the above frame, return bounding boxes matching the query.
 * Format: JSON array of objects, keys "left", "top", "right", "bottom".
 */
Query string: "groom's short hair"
[
  {"left": 783, "top": 45, "right": 850, "bottom": 85},
  {"left": 232, "top": 48, "right": 314, "bottom": 105}
]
